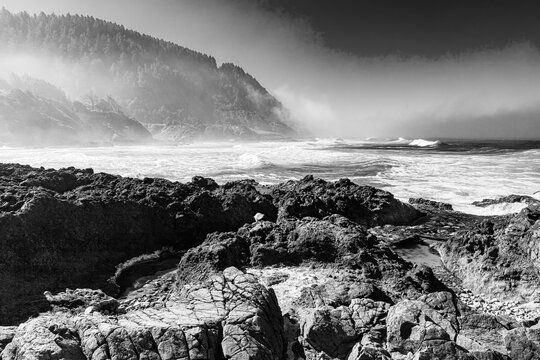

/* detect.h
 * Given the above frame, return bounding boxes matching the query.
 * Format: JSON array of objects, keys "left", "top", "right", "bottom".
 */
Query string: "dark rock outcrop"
[
  {"left": 176, "top": 214, "right": 458, "bottom": 359},
  {"left": 0, "top": 164, "right": 276, "bottom": 324},
  {"left": 472, "top": 195, "right": 540, "bottom": 208},
  {"left": 2, "top": 167, "right": 424, "bottom": 325},
  {"left": 409, "top": 197, "right": 454, "bottom": 211},
  {"left": 271, "top": 176, "right": 423, "bottom": 226},
  {"left": 178, "top": 214, "right": 448, "bottom": 302},
  {"left": 302, "top": 299, "right": 390, "bottom": 358},
  {"left": 3, "top": 164, "right": 540, "bottom": 359}
]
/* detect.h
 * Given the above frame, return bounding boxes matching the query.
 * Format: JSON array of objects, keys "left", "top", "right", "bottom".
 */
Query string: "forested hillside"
[{"left": 0, "top": 9, "right": 293, "bottom": 141}]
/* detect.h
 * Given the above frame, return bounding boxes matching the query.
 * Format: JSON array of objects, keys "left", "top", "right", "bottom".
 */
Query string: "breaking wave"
[
  {"left": 408, "top": 139, "right": 442, "bottom": 147},
  {"left": 236, "top": 153, "right": 275, "bottom": 170}
]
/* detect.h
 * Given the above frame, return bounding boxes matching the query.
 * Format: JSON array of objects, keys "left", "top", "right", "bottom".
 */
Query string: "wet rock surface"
[{"left": 2, "top": 164, "right": 540, "bottom": 359}]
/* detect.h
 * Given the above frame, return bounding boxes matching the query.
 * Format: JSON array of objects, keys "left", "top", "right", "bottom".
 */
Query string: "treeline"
[{"left": 0, "top": 9, "right": 216, "bottom": 69}]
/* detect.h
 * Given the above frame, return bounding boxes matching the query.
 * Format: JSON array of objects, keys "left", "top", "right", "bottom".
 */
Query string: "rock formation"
[
  {"left": 2, "top": 268, "right": 285, "bottom": 360},
  {"left": 440, "top": 204, "right": 540, "bottom": 303},
  {"left": 0, "top": 164, "right": 275, "bottom": 324},
  {"left": 1, "top": 164, "right": 540, "bottom": 359}
]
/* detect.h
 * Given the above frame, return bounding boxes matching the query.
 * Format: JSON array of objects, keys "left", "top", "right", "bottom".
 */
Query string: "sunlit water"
[{"left": 0, "top": 138, "right": 538, "bottom": 215}]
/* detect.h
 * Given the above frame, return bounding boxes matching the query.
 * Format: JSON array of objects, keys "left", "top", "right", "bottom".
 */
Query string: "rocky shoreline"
[{"left": 1, "top": 163, "right": 540, "bottom": 359}]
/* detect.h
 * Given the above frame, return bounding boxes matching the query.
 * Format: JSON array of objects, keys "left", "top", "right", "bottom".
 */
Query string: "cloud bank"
[{"left": 1, "top": 0, "right": 540, "bottom": 139}]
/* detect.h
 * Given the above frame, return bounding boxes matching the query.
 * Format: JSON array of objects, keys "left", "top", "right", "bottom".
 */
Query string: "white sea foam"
[
  {"left": 0, "top": 140, "right": 537, "bottom": 216},
  {"left": 236, "top": 153, "right": 274, "bottom": 170},
  {"left": 464, "top": 202, "right": 529, "bottom": 216}
]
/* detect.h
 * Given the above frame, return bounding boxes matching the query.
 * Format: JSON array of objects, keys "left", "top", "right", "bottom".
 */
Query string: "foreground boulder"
[{"left": 2, "top": 267, "right": 286, "bottom": 360}]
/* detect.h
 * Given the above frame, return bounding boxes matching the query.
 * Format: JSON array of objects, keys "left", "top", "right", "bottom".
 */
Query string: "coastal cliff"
[{"left": 1, "top": 164, "right": 540, "bottom": 359}]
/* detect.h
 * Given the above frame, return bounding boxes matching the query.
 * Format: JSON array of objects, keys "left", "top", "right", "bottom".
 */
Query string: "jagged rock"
[
  {"left": 181, "top": 214, "right": 449, "bottom": 305},
  {"left": 1, "top": 315, "right": 86, "bottom": 360},
  {"left": 270, "top": 176, "right": 423, "bottom": 226},
  {"left": 409, "top": 198, "right": 454, "bottom": 211},
  {"left": 347, "top": 342, "right": 392, "bottom": 360},
  {"left": 386, "top": 296, "right": 458, "bottom": 355},
  {"left": 0, "top": 164, "right": 276, "bottom": 325},
  {"left": 456, "top": 312, "right": 513, "bottom": 354},
  {"left": 440, "top": 204, "right": 540, "bottom": 302},
  {"left": 2, "top": 267, "right": 286, "bottom": 360},
  {"left": 4, "top": 163, "right": 540, "bottom": 360},
  {"left": 302, "top": 306, "right": 360, "bottom": 358},
  {"left": 472, "top": 195, "right": 540, "bottom": 208},
  {"left": 412, "top": 341, "right": 475, "bottom": 360},
  {"left": 177, "top": 232, "right": 250, "bottom": 285},
  {"left": 44, "top": 288, "right": 119, "bottom": 314},
  {"left": 301, "top": 299, "right": 390, "bottom": 359}
]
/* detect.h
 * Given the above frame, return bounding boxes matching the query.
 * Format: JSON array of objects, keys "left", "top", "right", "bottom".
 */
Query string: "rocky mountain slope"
[
  {"left": 1, "top": 164, "right": 540, "bottom": 359},
  {"left": 0, "top": 9, "right": 294, "bottom": 141},
  {"left": 0, "top": 75, "right": 152, "bottom": 145}
]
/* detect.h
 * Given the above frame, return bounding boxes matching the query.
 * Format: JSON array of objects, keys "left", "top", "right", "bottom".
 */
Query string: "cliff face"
[{"left": 0, "top": 10, "right": 294, "bottom": 141}]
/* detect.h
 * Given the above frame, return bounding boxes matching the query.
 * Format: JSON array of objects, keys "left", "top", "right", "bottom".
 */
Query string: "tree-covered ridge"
[
  {"left": 0, "top": 8, "right": 216, "bottom": 69},
  {"left": 0, "top": 9, "right": 293, "bottom": 140}
]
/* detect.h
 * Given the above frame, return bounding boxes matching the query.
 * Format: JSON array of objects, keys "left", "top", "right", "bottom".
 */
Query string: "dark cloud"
[{"left": 262, "top": 0, "right": 540, "bottom": 57}]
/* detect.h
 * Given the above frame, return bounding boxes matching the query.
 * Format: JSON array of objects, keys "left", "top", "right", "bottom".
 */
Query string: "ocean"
[{"left": 0, "top": 138, "right": 538, "bottom": 216}]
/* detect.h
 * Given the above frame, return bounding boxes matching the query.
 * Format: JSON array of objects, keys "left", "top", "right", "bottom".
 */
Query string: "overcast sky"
[{"left": 1, "top": 0, "right": 540, "bottom": 139}]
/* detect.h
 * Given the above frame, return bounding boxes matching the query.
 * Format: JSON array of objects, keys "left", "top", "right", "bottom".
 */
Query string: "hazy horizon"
[{"left": 1, "top": 0, "right": 540, "bottom": 140}]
